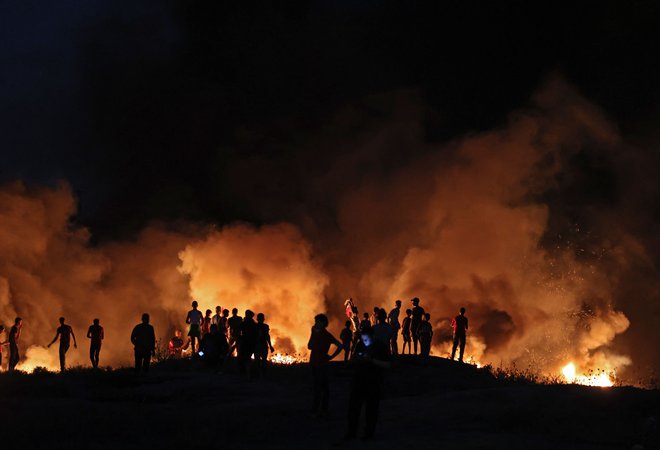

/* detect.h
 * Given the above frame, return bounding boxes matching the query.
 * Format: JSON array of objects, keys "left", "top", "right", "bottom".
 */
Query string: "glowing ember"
[{"left": 561, "top": 362, "right": 614, "bottom": 387}]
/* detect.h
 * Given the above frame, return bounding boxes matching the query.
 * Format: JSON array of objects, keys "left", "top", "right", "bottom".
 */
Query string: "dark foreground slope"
[{"left": 0, "top": 357, "right": 657, "bottom": 450}]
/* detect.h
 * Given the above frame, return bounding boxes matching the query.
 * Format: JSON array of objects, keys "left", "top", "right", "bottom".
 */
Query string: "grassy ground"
[{"left": 0, "top": 356, "right": 657, "bottom": 449}]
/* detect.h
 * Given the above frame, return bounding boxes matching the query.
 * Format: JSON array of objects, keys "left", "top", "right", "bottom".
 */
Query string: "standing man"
[
  {"left": 227, "top": 308, "right": 243, "bottom": 356},
  {"left": 48, "top": 317, "right": 77, "bottom": 372},
  {"left": 410, "top": 298, "right": 425, "bottom": 355},
  {"left": 0, "top": 325, "right": 7, "bottom": 370},
  {"left": 211, "top": 306, "right": 223, "bottom": 330},
  {"left": 8, "top": 317, "right": 22, "bottom": 371},
  {"left": 387, "top": 300, "right": 402, "bottom": 355},
  {"left": 185, "top": 300, "right": 203, "bottom": 355},
  {"left": 131, "top": 313, "right": 156, "bottom": 373},
  {"left": 307, "top": 314, "right": 343, "bottom": 418},
  {"left": 344, "top": 327, "right": 391, "bottom": 441},
  {"left": 451, "top": 307, "right": 468, "bottom": 362},
  {"left": 417, "top": 313, "right": 433, "bottom": 364},
  {"left": 86, "top": 318, "right": 104, "bottom": 368}
]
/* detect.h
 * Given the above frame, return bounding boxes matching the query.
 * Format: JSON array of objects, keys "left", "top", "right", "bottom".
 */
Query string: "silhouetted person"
[
  {"left": 387, "top": 300, "right": 402, "bottom": 355},
  {"left": 227, "top": 308, "right": 243, "bottom": 356},
  {"left": 131, "top": 313, "right": 156, "bottom": 373},
  {"left": 237, "top": 310, "right": 257, "bottom": 377},
  {"left": 410, "top": 298, "right": 425, "bottom": 355},
  {"left": 219, "top": 308, "right": 230, "bottom": 339},
  {"left": 200, "top": 324, "right": 227, "bottom": 369},
  {"left": 211, "top": 306, "right": 222, "bottom": 329},
  {"left": 0, "top": 325, "right": 8, "bottom": 370},
  {"left": 202, "top": 309, "right": 212, "bottom": 337},
  {"left": 340, "top": 320, "right": 353, "bottom": 362},
  {"left": 370, "top": 307, "right": 380, "bottom": 326},
  {"left": 8, "top": 317, "right": 22, "bottom": 371},
  {"left": 168, "top": 330, "right": 184, "bottom": 358},
  {"left": 308, "top": 314, "right": 342, "bottom": 418},
  {"left": 451, "top": 307, "right": 468, "bottom": 362},
  {"left": 86, "top": 318, "right": 104, "bottom": 368},
  {"left": 401, "top": 309, "right": 412, "bottom": 355},
  {"left": 254, "top": 313, "right": 274, "bottom": 377},
  {"left": 48, "top": 317, "right": 77, "bottom": 372},
  {"left": 350, "top": 306, "right": 360, "bottom": 356},
  {"left": 345, "top": 327, "right": 391, "bottom": 440},
  {"left": 186, "top": 300, "right": 203, "bottom": 355},
  {"left": 372, "top": 309, "right": 393, "bottom": 351},
  {"left": 418, "top": 313, "right": 433, "bottom": 363},
  {"left": 360, "top": 313, "right": 371, "bottom": 333}
]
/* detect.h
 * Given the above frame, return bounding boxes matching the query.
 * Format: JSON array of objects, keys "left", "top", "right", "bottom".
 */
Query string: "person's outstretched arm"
[
  {"left": 47, "top": 330, "right": 60, "bottom": 348},
  {"left": 71, "top": 327, "right": 77, "bottom": 348},
  {"left": 267, "top": 330, "right": 274, "bottom": 353}
]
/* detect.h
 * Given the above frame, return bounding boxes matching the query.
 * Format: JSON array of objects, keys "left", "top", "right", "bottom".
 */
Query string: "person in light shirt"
[{"left": 186, "top": 300, "right": 204, "bottom": 355}]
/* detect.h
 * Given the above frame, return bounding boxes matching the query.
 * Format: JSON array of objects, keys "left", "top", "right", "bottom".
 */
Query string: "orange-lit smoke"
[{"left": 0, "top": 79, "right": 648, "bottom": 381}]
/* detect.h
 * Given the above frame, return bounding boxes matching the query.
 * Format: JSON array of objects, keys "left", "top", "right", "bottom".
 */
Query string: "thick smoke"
[{"left": 1, "top": 79, "right": 657, "bottom": 379}]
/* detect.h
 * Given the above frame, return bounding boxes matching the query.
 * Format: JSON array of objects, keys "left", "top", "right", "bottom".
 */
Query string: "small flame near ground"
[{"left": 561, "top": 362, "right": 614, "bottom": 387}]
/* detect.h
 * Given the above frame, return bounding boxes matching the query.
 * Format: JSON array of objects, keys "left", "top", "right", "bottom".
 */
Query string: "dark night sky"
[{"left": 2, "top": 0, "right": 660, "bottom": 238}]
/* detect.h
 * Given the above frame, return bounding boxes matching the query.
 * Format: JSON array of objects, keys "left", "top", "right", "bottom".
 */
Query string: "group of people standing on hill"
[
  {"left": 0, "top": 316, "right": 104, "bottom": 372},
  {"left": 310, "top": 298, "right": 469, "bottom": 441},
  {"left": 165, "top": 301, "right": 275, "bottom": 378}
]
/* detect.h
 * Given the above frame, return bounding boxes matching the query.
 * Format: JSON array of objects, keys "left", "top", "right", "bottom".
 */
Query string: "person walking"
[
  {"left": 48, "top": 317, "right": 77, "bottom": 372},
  {"left": 86, "top": 318, "right": 104, "bottom": 368}
]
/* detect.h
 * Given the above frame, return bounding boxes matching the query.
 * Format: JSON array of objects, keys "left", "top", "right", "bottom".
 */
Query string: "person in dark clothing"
[
  {"left": 308, "top": 313, "right": 342, "bottom": 418},
  {"left": 372, "top": 309, "right": 393, "bottom": 350},
  {"left": 131, "top": 313, "right": 156, "bottom": 373},
  {"left": 227, "top": 308, "right": 243, "bottom": 356},
  {"left": 387, "top": 300, "right": 402, "bottom": 355},
  {"left": 254, "top": 313, "right": 275, "bottom": 377},
  {"left": 8, "top": 317, "right": 22, "bottom": 371},
  {"left": 417, "top": 313, "right": 433, "bottom": 363},
  {"left": 0, "top": 325, "right": 8, "bottom": 369},
  {"left": 360, "top": 313, "right": 371, "bottom": 333},
  {"left": 237, "top": 310, "right": 257, "bottom": 377},
  {"left": 339, "top": 320, "right": 353, "bottom": 361},
  {"left": 451, "top": 307, "right": 468, "bottom": 362},
  {"left": 410, "top": 298, "right": 425, "bottom": 355},
  {"left": 48, "top": 317, "right": 77, "bottom": 372},
  {"left": 200, "top": 324, "right": 228, "bottom": 369},
  {"left": 86, "top": 318, "right": 104, "bottom": 368},
  {"left": 345, "top": 327, "right": 391, "bottom": 440},
  {"left": 401, "top": 309, "right": 412, "bottom": 355}
]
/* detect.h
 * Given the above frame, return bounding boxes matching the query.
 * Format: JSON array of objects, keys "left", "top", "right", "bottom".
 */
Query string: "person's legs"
[
  {"left": 391, "top": 330, "right": 399, "bottom": 355},
  {"left": 451, "top": 335, "right": 459, "bottom": 360},
  {"left": 459, "top": 335, "right": 466, "bottom": 362},
  {"left": 59, "top": 344, "right": 69, "bottom": 371},
  {"left": 364, "top": 387, "right": 381, "bottom": 438},
  {"left": 143, "top": 353, "right": 151, "bottom": 372},
  {"left": 347, "top": 384, "right": 364, "bottom": 438},
  {"left": 9, "top": 345, "right": 19, "bottom": 371},
  {"left": 95, "top": 345, "right": 101, "bottom": 367}
]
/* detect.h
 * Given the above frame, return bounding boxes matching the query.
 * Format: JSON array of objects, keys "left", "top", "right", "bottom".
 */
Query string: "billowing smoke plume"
[{"left": 1, "top": 78, "right": 657, "bottom": 380}]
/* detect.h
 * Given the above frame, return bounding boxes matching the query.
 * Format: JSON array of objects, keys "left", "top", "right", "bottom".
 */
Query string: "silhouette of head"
[
  {"left": 216, "top": 306, "right": 221, "bottom": 313},
  {"left": 460, "top": 307, "right": 466, "bottom": 315},
  {"left": 93, "top": 318, "right": 100, "bottom": 325},
  {"left": 245, "top": 310, "right": 255, "bottom": 319},
  {"left": 363, "top": 312, "right": 369, "bottom": 319},
  {"left": 223, "top": 309, "right": 229, "bottom": 317},
  {"left": 15, "top": 317, "right": 22, "bottom": 325},
  {"left": 406, "top": 309, "right": 412, "bottom": 316},
  {"left": 345, "top": 320, "right": 352, "bottom": 328},
  {"left": 395, "top": 300, "right": 402, "bottom": 307},
  {"left": 257, "top": 313, "right": 265, "bottom": 323},
  {"left": 232, "top": 308, "right": 238, "bottom": 315},
  {"left": 424, "top": 313, "right": 431, "bottom": 320},
  {"left": 142, "top": 313, "right": 150, "bottom": 324},
  {"left": 192, "top": 300, "right": 198, "bottom": 309},
  {"left": 411, "top": 297, "right": 420, "bottom": 305},
  {"left": 205, "top": 309, "right": 212, "bottom": 316},
  {"left": 373, "top": 307, "right": 379, "bottom": 313},
  {"left": 352, "top": 306, "right": 358, "bottom": 314},
  {"left": 377, "top": 309, "right": 387, "bottom": 323},
  {"left": 59, "top": 317, "right": 65, "bottom": 324},
  {"left": 314, "top": 314, "right": 329, "bottom": 328}
]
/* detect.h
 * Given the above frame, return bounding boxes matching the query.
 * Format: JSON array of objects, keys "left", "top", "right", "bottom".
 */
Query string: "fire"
[
  {"left": 269, "top": 353, "right": 304, "bottom": 365},
  {"left": 561, "top": 362, "right": 614, "bottom": 387},
  {"left": 15, "top": 346, "right": 59, "bottom": 373}
]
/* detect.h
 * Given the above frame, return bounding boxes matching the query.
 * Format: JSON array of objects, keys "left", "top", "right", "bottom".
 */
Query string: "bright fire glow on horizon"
[{"left": 561, "top": 362, "right": 614, "bottom": 387}]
